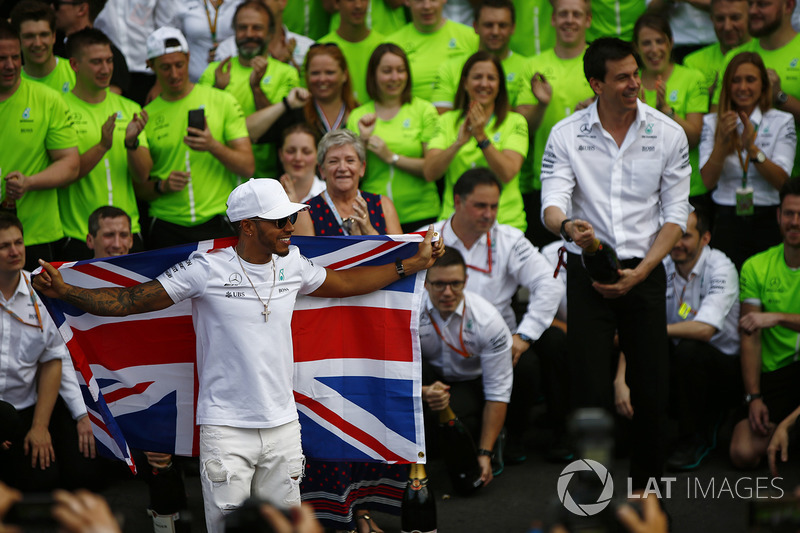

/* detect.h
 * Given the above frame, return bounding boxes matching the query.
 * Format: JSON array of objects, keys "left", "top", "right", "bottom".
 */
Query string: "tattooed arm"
[{"left": 33, "top": 260, "right": 174, "bottom": 316}]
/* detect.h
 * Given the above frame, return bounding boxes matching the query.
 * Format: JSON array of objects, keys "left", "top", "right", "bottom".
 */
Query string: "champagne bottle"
[
  {"left": 146, "top": 459, "right": 190, "bottom": 533},
  {"left": 401, "top": 463, "right": 437, "bottom": 533},
  {"left": 438, "top": 406, "right": 483, "bottom": 495},
  {"left": 581, "top": 239, "right": 621, "bottom": 284}
]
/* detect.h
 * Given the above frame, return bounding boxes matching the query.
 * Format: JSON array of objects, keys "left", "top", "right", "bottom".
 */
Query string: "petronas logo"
[{"left": 22, "top": 107, "right": 30, "bottom": 119}]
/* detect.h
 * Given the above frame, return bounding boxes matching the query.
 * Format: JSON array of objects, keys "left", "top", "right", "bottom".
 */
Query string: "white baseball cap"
[
  {"left": 227, "top": 179, "right": 308, "bottom": 222},
  {"left": 146, "top": 27, "right": 190, "bottom": 60}
]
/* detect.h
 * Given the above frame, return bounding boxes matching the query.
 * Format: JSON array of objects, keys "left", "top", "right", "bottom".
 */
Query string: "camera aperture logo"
[{"left": 558, "top": 459, "right": 614, "bottom": 516}]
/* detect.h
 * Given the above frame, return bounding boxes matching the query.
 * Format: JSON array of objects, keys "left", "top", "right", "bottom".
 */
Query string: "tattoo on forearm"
[{"left": 63, "top": 280, "right": 167, "bottom": 316}]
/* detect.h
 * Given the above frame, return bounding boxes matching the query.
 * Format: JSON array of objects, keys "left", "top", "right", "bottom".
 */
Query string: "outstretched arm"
[{"left": 33, "top": 260, "right": 174, "bottom": 316}]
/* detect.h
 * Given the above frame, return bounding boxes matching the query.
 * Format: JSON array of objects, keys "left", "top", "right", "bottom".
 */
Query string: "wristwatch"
[
  {"left": 395, "top": 258, "right": 406, "bottom": 278},
  {"left": 390, "top": 153, "right": 400, "bottom": 165},
  {"left": 477, "top": 448, "right": 495, "bottom": 459},
  {"left": 560, "top": 218, "right": 573, "bottom": 242},
  {"left": 124, "top": 138, "right": 140, "bottom": 150},
  {"left": 516, "top": 333, "right": 532, "bottom": 343},
  {"left": 775, "top": 90, "right": 789, "bottom": 107},
  {"left": 477, "top": 138, "right": 491, "bottom": 150},
  {"left": 744, "top": 392, "right": 762, "bottom": 404},
  {"left": 750, "top": 150, "right": 766, "bottom": 164}
]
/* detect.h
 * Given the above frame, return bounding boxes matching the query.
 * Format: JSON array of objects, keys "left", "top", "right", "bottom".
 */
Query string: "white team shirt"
[
  {"left": 157, "top": 246, "right": 327, "bottom": 428},
  {"left": 699, "top": 107, "right": 796, "bottom": 207},
  {"left": 431, "top": 219, "right": 564, "bottom": 341},
  {"left": 94, "top": 0, "right": 176, "bottom": 73},
  {"left": 0, "top": 272, "right": 79, "bottom": 415},
  {"left": 541, "top": 99, "right": 692, "bottom": 259},
  {"left": 419, "top": 291, "right": 513, "bottom": 402},
  {"left": 664, "top": 247, "right": 740, "bottom": 355}
]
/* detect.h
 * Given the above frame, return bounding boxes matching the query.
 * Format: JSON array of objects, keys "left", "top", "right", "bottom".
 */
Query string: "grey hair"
[{"left": 316, "top": 129, "right": 366, "bottom": 167}]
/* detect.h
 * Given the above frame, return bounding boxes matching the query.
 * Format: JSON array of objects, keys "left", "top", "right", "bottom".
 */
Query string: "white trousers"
[{"left": 198, "top": 420, "right": 305, "bottom": 533}]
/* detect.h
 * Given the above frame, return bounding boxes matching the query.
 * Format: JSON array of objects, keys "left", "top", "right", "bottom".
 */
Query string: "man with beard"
[
  {"left": 730, "top": 177, "right": 800, "bottom": 470},
  {"left": 712, "top": 0, "right": 800, "bottom": 172},
  {"left": 198, "top": 0, "right": 298, "bottom": 178},
  {"left": 33, "top": 178, "right": 444, "bottom": 533}
]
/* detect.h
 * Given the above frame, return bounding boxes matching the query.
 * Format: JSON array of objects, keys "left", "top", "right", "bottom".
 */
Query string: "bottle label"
[{"left": 409, "top": 478, "right": 429, "bottom": 491}]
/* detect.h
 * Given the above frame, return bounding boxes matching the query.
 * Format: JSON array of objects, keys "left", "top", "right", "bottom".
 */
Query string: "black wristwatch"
[
  {"left": 744, "top": 392, "right": 762, "bottom": 404},
  {"left": 124, "top": 138, "right": 140, "bottom": 150},
  {"left": 560, "top": 218, "right": 573, "bottom": 242},
  {"left": 477, "top": 448, "right": 495, "bottom": 459},
  {"left": 477, "top": 138, "right": 491, "bottom": 150},
  {"left": 395, "top": 258, "right": 406, "bottom": 278}
]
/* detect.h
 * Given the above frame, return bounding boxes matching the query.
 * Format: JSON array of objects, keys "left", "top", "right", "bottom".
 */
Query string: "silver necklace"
[{"left": 236, "top": 253, "right": 276, "bottom": 323}]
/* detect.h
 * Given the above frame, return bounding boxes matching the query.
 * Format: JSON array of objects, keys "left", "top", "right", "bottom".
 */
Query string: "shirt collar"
[
  {"left": 745, "top": 106, "right": 764, "bottom": 127},
  {"left": 425, "top": 294, "right": 466, "bottom": 324},
  {"left": 1, "top": 271, "right": 29, "bottom": 304},
  {"left": 587, "top": 98, "right": 649, "bottom": 130}
]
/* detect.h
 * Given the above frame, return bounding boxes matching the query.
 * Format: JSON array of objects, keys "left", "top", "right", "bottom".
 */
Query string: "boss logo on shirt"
[
  {"left": 279, "top": 288, "right": 289, "bottom": 293},
  {"left": 642, "top": 146, "right": 655, "bottom": 152}
]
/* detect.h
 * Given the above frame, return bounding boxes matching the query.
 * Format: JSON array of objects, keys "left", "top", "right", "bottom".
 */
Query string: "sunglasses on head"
[{"left": 252, "top": 212, "right": 298, "bottom": 229}]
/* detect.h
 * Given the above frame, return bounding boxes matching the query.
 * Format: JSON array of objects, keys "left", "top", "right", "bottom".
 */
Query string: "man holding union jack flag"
[{"left": 33, "top": 178, "right": 443, "bottom": 533}]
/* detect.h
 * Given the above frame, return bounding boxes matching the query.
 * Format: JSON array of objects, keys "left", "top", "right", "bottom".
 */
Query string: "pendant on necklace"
[{"left": 263, "top": 306, "right": 270, "bottom": 323}]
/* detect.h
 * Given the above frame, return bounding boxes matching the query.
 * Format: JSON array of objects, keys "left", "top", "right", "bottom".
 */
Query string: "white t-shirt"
[
  {"left": 157, "top": 246, "right": 327, "bottom": 428},
  {"left": 419, "top": 290, "right": 513, "bottom": 402}
]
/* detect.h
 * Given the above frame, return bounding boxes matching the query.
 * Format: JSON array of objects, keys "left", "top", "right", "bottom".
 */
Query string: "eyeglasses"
[
  {"left": 428, "top": 280, "right": 465, "bottom": 292},
  {"left": 252, "top": 212, "right": 298, "bottom": 229}
]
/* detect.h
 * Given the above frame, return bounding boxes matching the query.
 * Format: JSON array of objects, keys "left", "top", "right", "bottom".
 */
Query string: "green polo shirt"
[
  {"left": 284, "top": 0, "right": 331, "bottom": 40},
  {"left": 22, "top": 56, "right": 75, "bottom": 94},
  {"left": 510, "top": 0, "right": 556, "bottom": 56},
  {"left": 59, "top": 91, "right": 148, "bottom": 239},
  {"left": 683, "top": 42, "right": 726, "bottom": 98},
  {"left": 199, "top": 56, "right": 298, "bottom": 178},
  {"left": 641, "top": 64, "right": 709, "bottom": 197},
  {"left": 0, "top": 79, "right": 77, "bottom": 245},
  {"left": 429, "top": 110, "right": 529, "bottom": 231},
  {"left": 431, "top": 50, "right": 534, "bottom": 109},
  {"left": 318, "top": 29, "right": 386, "bottom": 105},
  {"left": 329, "top": 0, "right": 407, "bottom": 36},
  {"left": 387, "top": 20, "right": 479, "bottom": 103},
  {"left": 144, "top": 84, "right": 250, "bottom": 226},
  {"left": 520, "top": 48, "right": 593, "bottom": 193},
  {"left": 586, "top": 0, "right": 646, "bottom": 42},
  {"left": 347, "top": 97, "right": 441, "bottom": 224}
]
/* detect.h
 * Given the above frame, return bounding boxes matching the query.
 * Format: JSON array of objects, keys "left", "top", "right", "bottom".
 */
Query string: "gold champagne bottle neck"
[{"left": 586, "top": 238, "right": 601, "bottom": 254}]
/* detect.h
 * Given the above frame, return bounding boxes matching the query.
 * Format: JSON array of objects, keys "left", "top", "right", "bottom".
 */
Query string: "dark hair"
[
  {"left": 429, "top": 247, "right": 467, "bottom": 273},
  {"left": 779, "top": 176, "right": 800, "bottom": 207},
  {"left": 66, "top": 27, "right": 111, "bottom": 58},
  {"left": 453, "top": 167, "right": 502, "bottom": 199},
  {"left": 0, "top": 212, "right": 23, "bottom": 235},
  {"left": 0, "top": 20, "right": 18, "bottom": 42},
  {"left": 88, "top": 206, "right": 131, "bottom": 237},
  {"left": 280, "top": 122, "right": 317, "bottom": 148},
  {"left": 716, "top": 52, "right": 771, "bottom": 147},
  {"left": 232, "top": 0, "right": 275, "bottom": 36},
  {"left": 475, "top": 0, "right": 516, "bottom": 24},
  {"left": 633, "top": 13, "right": 673, "bottom": 48},
  {"left": 303, "top": 43, "right": 358, "bottom": 134},
  {"left": 86, "top": 0, "right": 107, "bottom": 22},
  {"left": 10, "top": 1, "right": 56, "bottom": 34},
  {"left": 365, "top": 43, "right": 412, "bottom": 105},
  {"left": 688, "top": 199, "right": 712, "bottom": 236},
  {"left": 584, "top": 37, "right": 641, "bottom": 84},
  {"left": 454, "top": 51, "right": 509, "bottom": 127}
]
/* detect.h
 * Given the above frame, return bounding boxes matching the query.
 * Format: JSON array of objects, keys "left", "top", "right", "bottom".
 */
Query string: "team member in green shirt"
[
  {"left": 329, "top": 0, "right": 408, "bottom": 36},
  {"left": 348, "top": 43, "right": 441, "bottom": 231},
  {"left": 58, "top": 29, "right": 151, "bottom": 261},
  {"left": 683, "top": 0, "right": 751, "bottom": 99},
  {"left": 10, "top": 1, "right": 75, "bottom": 94},
  {"left": 519, "top": 0, "right": 593, "bottom": 246},
  {"left": 509, "top": 0, "right": 555, "bottom": 57},
  {"left": 425, "top": 51, "right": 529, "bottom": 231},
  {"left": 284, "top": 0, "right": 332, "bottom": 40},
  {"left": 387, "top": 0, "right": 478, "bottom": 103},
  {"left": 432, "top": 0, "right": 534, "bottom": 113},
  {"left": 143, "top": 27, "right": 254, "bottom": 249},
  {"left": 319, "top": 0, "right": 385, "bottom": 104},
  {"left": 585, "top": 0, "right": 645, "bottom": 42},
  {"left": 634, "top": 14, "right": 708, "bottom": 199},
  {"left": 199, "top": 1, "right": 298, "bottom": 178},
  {"left": 730, "top": 177, "right": 800, "bottom": 470},
  {"left": 0, "top": 20, "right": 79, "bottom": 271}
]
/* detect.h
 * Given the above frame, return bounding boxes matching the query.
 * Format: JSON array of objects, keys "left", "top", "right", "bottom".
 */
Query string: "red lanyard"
[
  {"left": 441, "top": 219, "right": 492, "bottom": 274},
  {"left": 0, "top": 274, "right": 43, "bottom": 331},
  {"left": 427, "top": 307, "right": 472, "bottom": 358}
]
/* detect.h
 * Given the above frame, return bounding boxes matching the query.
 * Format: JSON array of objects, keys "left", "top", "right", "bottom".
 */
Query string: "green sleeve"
[
  {"left": 420, "top": 100, "right": 440, "bottom": 144},
  {"left": 739, "top": 255, "right": 761, "bottom": 303},
  {"left": 431, "top": 60, "right": 459, "bottom": 106},
  {"left": 46, "top": 95, "right": 78, "bottom": 150},
  {"left": 222, "top": 93, "right": 250, "bottom": 141},
  {"left": 198, "top": 63, "right": 217, "bottom": 87},
  {"left": 428, "top": 112, "right": 456, "bottom": 151},
  {"left": 685, "top": 67, "right": 709, "bottom": 114},
  {"left": 500, "top": 113, "right": 529, "bottom": 158}
]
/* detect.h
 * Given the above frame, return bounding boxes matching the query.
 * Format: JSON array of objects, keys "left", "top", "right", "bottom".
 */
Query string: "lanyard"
[
  {"left": 0, "top": 274, "right": 43, "bottom": 331},
  {"left": 672, "top": 271, "right": 703, "bottom": 319},
  {"left": 322, "top": 190, "right": 361, "bottom": 235},
  {"left": 202, "top": 0, "right": 221, "bottom": 43},
  {"left": 441, "top": 218, "right": 492, "bottom": 274},
  {"left": 314, "top": 100, "right": 346, "bottom": 132},
  {"left": 735, "top": 123, "right": 759, "bottom": 189},
  {"left": 427, "top": 308, "right": 471, "bottom": 358}
]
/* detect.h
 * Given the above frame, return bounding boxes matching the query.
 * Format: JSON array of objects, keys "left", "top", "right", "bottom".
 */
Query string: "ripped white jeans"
[{"left": 198, "top": 421, "right": 305, "bottom": 533}]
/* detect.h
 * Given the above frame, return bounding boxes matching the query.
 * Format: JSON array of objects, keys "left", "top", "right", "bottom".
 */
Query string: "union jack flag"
[{"left": 36, "top": 235, "right": 428, "bottom": 474}]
